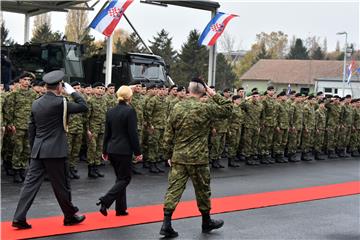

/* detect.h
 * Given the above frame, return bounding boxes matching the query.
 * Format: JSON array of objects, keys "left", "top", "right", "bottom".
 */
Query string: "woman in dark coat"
[{"left": 97, "top": 85, "right": 142, "bottom": 216}]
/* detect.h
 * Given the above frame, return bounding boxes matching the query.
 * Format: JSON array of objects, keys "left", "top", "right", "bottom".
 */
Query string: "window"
[
  {"left": 300, "top": 88, "right": 309, "bottom": 95},
  {"left": 324, "top": 88, "right": 332, "bottom": 93},
  {"left": 334, "top": 89, "right": 338, "bottom": 94}
]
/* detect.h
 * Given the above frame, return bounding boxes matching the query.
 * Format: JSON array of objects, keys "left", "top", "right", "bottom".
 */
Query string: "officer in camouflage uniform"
[
  {"left": 160, "top": 78, "right": 231, "bottom": 238},
  {"left": 325, "top": 96, "right": 341, "bottom": 158},
  {"left": 241, "top": 91, "right": 263, "bottom": 165},
  {"left": 226, "top": 95, "right": 243, "bottom": 167},
  {"left": 259, "top": 86, "right": 277, "bottom": 164},
  {"left": 86, "top": 82, "right": 106, "bottom": 178},
  {"left": 313, "top": 100, "right": 327, "bottom": 160},
  {"left": 337, "top": 95, "right": 353, "bottom": 157},
  {"left": 272, "top": 91, "right": 289, "bottom": 163},
  {"left": 165, "top": 85, "right": 178, "bottom": 116},
  {"left": 286, "top": 93, "right": 303, "bottom": 162},
  {"left": 67, "top": 81, "right": 84, "bottom": 179},
  {"left": 300, "top": 95, "right": 316, "bottom": 161},
  {"left": 7, "top": 72, "right": 37, "bottom": 183}
]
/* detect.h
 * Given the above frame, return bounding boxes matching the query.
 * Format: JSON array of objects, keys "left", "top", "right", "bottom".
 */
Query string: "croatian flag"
[
  {"left": 198, "top": 12, "right": 238, "bottom": 46},
  {"left": 346, "top": 59, "right": 356, "bottom": 84},
  {"left": 90, "top": 0, "right": 134, "bottom": 37}
]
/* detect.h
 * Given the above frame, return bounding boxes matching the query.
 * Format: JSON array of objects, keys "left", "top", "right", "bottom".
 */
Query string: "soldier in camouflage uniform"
[
  {"left": 79, "top": 83, "right": 92, "bottom": 163},
  {"left": 313, "top": 100, "right": 327, "bottom": 160},
  {"left": 286, "top": 93, "right": 303, "bottom": 162},
  {"left": 160, "top": 79, "right": 231, "bottom": 238},
  {"left": 300, "top": 96, "right": 316, "bottom": 161},
  {"left": 86, "top": 82, "right": 107, "bottom": 178},
  {"left": 337, "top": 95, "right": 353, "bottom": 157},
  {"left": 349, "top": 99, "right": 360, "bottom": 156},
  {"left": 66, "top": 81, "right": 84, "bottom": 179},
  {"left": 258, "top": 86, "right": 277, "bottom": 164},
  {"left": 241, "top": 91, "right": 263, "bottom": 165},
  {"left": 7, "top": 72, "right": 37, "bottom": 183},
  {"left": 226, "top": 95, "right": 243, "bottom": 167},
  {"left": 105, "top": 83, "right": 117, "bottom": 110},
  {"left": 325, "top": 96, "right": 341, "bottom": 158}
]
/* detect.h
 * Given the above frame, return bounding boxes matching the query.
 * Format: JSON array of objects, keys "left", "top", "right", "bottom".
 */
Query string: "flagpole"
[
  {"left": 208, "top": 10, "right": 218, "bottom": 87},
  {"left": 105, "top": 34, "right": 113, "bottom": 86},
  {"left": 337, "top": 31, "right": 348, "bottom": 97}
]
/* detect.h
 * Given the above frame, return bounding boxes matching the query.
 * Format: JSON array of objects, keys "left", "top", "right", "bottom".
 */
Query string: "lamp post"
[{"left": 336, "top": 31, "right": 347, "bottom": 97}]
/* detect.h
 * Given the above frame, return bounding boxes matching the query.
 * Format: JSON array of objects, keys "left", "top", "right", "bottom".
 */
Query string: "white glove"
[{"left": 63, "top": 82, "right": 76, "bottom": 95}]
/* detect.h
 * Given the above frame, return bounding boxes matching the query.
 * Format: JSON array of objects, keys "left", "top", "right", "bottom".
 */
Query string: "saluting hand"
[
  {"left": 135, "top": 154, "right": 143, "bottom": 162},
  {"left": 102, "top": 153, "right": 108, "bottom": 161}
]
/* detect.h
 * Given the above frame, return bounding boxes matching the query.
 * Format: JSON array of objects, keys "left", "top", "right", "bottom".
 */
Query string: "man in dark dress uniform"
[{"left": 12, "top": 70, "right": 88, "bottom": 229}]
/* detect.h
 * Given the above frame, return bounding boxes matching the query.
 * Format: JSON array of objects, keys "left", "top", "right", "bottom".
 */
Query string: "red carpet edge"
[{"left": 2, "top": 181, "right": 359, "bottom": 240}]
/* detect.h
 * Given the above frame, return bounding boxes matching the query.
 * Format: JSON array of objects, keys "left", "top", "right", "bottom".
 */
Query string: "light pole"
[{"left": 336, "top": 31, "right": 347, "bottom": 97}]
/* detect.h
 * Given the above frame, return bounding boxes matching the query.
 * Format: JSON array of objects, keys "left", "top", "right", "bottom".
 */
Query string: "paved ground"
[{"left": 2, "top": 156, "right": 360, "bottom": 239}]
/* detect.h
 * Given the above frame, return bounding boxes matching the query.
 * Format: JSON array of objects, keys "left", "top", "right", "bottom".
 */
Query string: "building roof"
[{"left": 240, "top": 59, "right": 360, "bottom": 85}]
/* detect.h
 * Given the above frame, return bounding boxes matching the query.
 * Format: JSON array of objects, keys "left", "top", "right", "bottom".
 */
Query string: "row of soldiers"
[{"left": 1, "top": 72, "right": 360, "bottom": 183}]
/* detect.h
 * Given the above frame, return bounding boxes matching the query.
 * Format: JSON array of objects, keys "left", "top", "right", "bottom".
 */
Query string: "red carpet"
[{"left": 2, "top": 181, "right": 359, "bottom": 240}]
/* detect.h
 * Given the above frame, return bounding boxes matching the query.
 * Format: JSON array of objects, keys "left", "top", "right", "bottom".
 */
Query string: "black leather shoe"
[
  {"left": 94, "top": 167, "right": 104, "bottom": 178},
  {"left": 12, "top": 220, "right": 32, "bottom": 229},
  {"left": 202, "top": 219, "right": 224, "bottom": 233},
  {"left": 64, "top": 214, "right": 86, "bottom": 226},
  {"left": 96, "top": 201, "right": 107, "bottom": 216},
  {"left": 116, "top": 210, "right": 129, "bottom": 216}
]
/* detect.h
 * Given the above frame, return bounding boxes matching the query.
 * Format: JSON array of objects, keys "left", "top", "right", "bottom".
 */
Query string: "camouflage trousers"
[
  {"left": 326, "top": 127, "right": 339, "bottom": 152},
  {"left": 242, "top": 127, "right": 260, "bottom": 157},
  {"left": 337, "top": 126, "right": 352, "bottom": 149},
  {"left": 209, "top": 132, "right": 226, "bottom": 160},
  {"left": 1, "top": 131, "right": 14, "bottom": 163},
  {"left": 349, "top": 129, "right": 360, "bottom": 151},
  {"left": 67, "top": 133, "right": 83, "bottom": 169},
  {"left": 287, "top": 129, "right": 300, "bottom": 154},
  {"left": 313, "top": 129, "right": 325, "bottom": 152},
  {"left": 227, "top": 127, "right": 242, "bottom": 158},
  {"left": 87, "top": 132, "right": 103, "bottom": 166},
  {"left": 164, "top": 163, "right": 211, "bottom": 212},
  {"left": 12, "top": 129, "right": 30, "bottom": 170},
  {"left": 258, "top": 126, "right": 275, "bottom": 155},
  {"left": 300, "top": 129, "right": 314, "bottom": 152},
  {"left": 273, "top": 128, "right": 288, "bottom": 155},
  {"left": 147, "top": 128, "right": 163, "bottom": 163}
]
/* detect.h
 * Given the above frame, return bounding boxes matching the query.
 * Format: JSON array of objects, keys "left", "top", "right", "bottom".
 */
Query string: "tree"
[
  {"left": 171, "top": 29, "right": 208, "bottom": 87},
  {"left": 287, "top": 38, "right": 309, "bottom": 59},
  {"left": 65, "top": 5, "right": 89, "bottom": 43},
  {"left": 149, "top": 29, "right": 177, "bottom": 73},
  {"left": 311, "top": 46, "right": 325, "bottom": 60},
  {"left": 121, "top": 32, "right": 143, "bottom": 53},
  {"left": 31, "top": 23, "right": 62, "bottom": 43},
  {"left": 1, "top": 21, "right": 14, "bottom": 46},
  {"left": 32, "top": 13, "right": 51, "bottom": 37},
  {"left": 256, "top": 31, "right": 288, "bottom": 59},
  {"left": 215, "top": 53, "right": 237, "bottom": 90},
  {"left": 112, "top": 28, "right": 129, "bottom": 53}
]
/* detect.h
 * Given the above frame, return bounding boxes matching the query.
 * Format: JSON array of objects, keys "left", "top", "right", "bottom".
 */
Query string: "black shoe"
[
  {"left": 149, "top": 163, "right": 160, "bottom": 173},
  {"left": 328, "top": 150, "right": 338, "bottom": 159},
  {"left": 217, "top": 159, "right": 225, "bottom": 168},
  {"left": 94, "top": 166, "right": 104, "bottom": 178},
  {"left": 13, "top": 170, "right": 24, "bottom": 183},
  {"left": 160, "top": 210, "right": 179, "bottom": 238},
  {"left": 301, "top": 152, "right": 313, "bottom": 161},
  {"left": 155, "top": 163, "right": 165, "bottom": 173},
  {"left": 70, "top": 168, "right": 80, "bottom": 179},
  {"left": 64, "top": 214, "right": 86, "bottom": 226},
  {"left": 211, "top": 160, "right": 220, "bottom": 168},
  {"left": 202, "top": 219, "right": 224, "bottom": 233},
  {"left": 96, "top": 200, "right": 107, "bottom": 216},
  {"left": 228, "top": 158, "right": 240, "bottom": 167},
  {"left": 88, "top": 165, "right": 98, "bottom": 178},
  {"left": 116, "top": 210, "right": 129, "bottom": 216},
  {"left": 12, "top": 220, "right": 32, "bottom": 229}
]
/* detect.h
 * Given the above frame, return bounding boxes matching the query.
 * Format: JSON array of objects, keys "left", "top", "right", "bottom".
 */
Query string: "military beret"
[
  {"left": 147, "top": 83, "right": 156, "bottom": 90},
  {"left": 92, "top": 82, "right": 105, "bottom": 88},
  {"left": 251, "top": 91, "right": 260, "bottom": 96},
  {"left": 351, "top": 99, "right": 359, "bottom": 103},
  {"left": 263, "top": 91, "right": 268, "bottom": 96},
  {"left": 316, "top": 91, "right": 323, "bottom": 96},
  {"left": 237, "top": 87, "right": 244, "bottom": 91},
  {"left": 289, "top": 90, "right": 296, "bottom": 95},
  {"left": 129, "top": 80, "right": 141, "bottom": 85},
  {"left": 223, "top": 88, "right": 231, "bottom": 93},
  {"left": 169, "top": 85, "right": 177, "bottom": 91},
  {"left": 318, "top": 100, "right": 325, "bottom": 104},
  {"left": 19, "top": 71, "right": 35, "bottom": 80},
  {"left": 156, "top": 83, "right": 165, "bottom": 89},
  {"left": 232, "top": 95, "right": 241, "bottom": 101},
  {"left": 295, "top": 93, "right": 302, "bottom": 97},
  {"left": 43, "top": 70, "right": 65, "bottom": 85},
  {"left": 177, "top": 86, "right": 184, "bottom": 92},
  {"left": 308, "top": 95, "right": 315, "bottom": 100},
  {"left": 31, "top": 80, "right": 41, "bottom": 87},
  {"left": 107, "top": 83, "right": 115, "bottom": 88},
  {"left": 39, "top": 81, "right": 45, "bottom": 87},
  {"left": 325, "top": 94, "right": 332, "bottom": 98},
  {"left": 267, "top": 86, "right": 275, "bottom": 91},
  {"left": 277, "top": 91, "right": 286, "bottom": 97},
  {"left": 70, "top": 81, "right": 81, "bottom": 87},
  {"left": 190, "top": 77, "right": 206, "bottom": 89},
  {"left": 141, "top": 83, "right": 146, "bottom": 87},
  {"left": 333, "top": 95, "right": 341, "bottom": 99},
  {"left": 251, "top": 88, "right": 258, "bottom": 92},
  {"left": 345, "top": 94, "right": 352, "bottom": 99},
  {"left": 82, "top": 83, "right": 91, "bottom": 88}
]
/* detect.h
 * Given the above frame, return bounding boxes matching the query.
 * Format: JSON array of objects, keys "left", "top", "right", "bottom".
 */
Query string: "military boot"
[
  {"left": 288, "top": 153, "right": 299, "bottom": 162},
  {"left": 201, "top": 211, "right": 224, "bottom": 233},
  {"left": 350, "top": 150, "right": 360, "bottom": 157},
  {"left": 70, "top": 167, "right": 80, "bottom": 179},
  {"left": 260, "top": 155, "right": 269, "bottom": 164},
  {"left": 337, "top": 149, "right": 346, "bottom": 158},
  {"left": 159, "top": 210, "right": 178, "bottom": 238},
  {"left": 155, "top": 163, "right": 165, "bottom": 173},
  {"left": 211, "top": 160, "right": 220, "bottom": 169},
  {"left": 228, "top": 158, "right": 240, "bottom": 167},
  {"left": 314, "top": 151, "right": 325, "bottom": 160},
  {"left": 217, "top": 158, "right": 225, "bottom": 168},
  {"left": 328, "top": 150, "right": 338, "bottom": 159},
  {"left": 94, "top": 166, "right": 104, "bottom": 177},
  {"left": 301, "top": 152, "right": 312, "bottom": 161},
  {"left": 149, "top": 163, "right": 160, "bottom": 173},
  {"left": 275, "top": 154, "right": 286, "bottom": 163},
  {"left": 13, "top": 170, "right": 23, "bottom": 183},
  {"left": 3, "top": 160, "right": 14, "bottom": 176},
  {"left": 19, "top": 169, "right": 26, "bottom": 181},
  {"left": 88, "top": 165, "right": 98, "bottom": 178}
]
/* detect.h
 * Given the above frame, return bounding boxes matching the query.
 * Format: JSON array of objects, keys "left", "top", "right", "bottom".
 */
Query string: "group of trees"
[{"left": 1, "top": 8, "right": 359, "bottom": 89}]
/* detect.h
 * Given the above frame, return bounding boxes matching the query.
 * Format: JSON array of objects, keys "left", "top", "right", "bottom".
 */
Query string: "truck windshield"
[
  {"left": 130, "top": 63, "right": 166, "bottom": 81},
  {"left": 65, "top": 44, "right": 80, "bottom": 61}
]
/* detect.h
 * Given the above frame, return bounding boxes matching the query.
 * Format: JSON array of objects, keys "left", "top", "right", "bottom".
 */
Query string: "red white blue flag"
[
  {"left": 198, "top": 12, "right": 238, "bottom": 46},
  {"left": 90, "top": 0, "right": 134, "bottom": 37},
  {"left": 346, "top": 59, "right": 356, "bottom": 84}
]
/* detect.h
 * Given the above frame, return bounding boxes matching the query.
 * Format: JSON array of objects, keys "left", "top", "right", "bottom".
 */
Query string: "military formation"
[{"left": 1, "top": 73, "right": 360, "bottom": 184}]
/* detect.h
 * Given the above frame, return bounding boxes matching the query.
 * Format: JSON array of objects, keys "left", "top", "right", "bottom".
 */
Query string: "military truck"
[
  {"left": 82, "top": 52, "right": 172, "bottom": 88},
  {"left": 2, "top": 41, "right": 84, "bottom": 82}
]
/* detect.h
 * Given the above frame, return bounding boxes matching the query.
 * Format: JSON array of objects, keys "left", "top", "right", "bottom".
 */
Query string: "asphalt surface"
[{"left": 1, "top": 155, "right": 360, "bottom": 239}]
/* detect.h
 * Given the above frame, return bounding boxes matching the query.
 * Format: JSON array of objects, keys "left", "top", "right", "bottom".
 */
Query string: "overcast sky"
[{"left": 2, "top": 0, "right": 359, "bottom": 52}]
